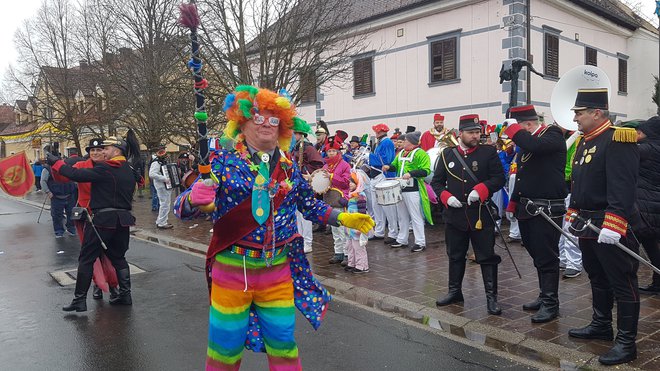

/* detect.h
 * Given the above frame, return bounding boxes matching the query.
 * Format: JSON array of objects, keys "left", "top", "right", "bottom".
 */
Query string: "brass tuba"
[{"left": 437, "top": 131, "right": 458, "bottom": 148}]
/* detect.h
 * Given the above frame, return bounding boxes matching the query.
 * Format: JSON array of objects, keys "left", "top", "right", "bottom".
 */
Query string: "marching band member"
[
  {"left": 314, "top": 120, "right": 329, "bottom": 156},
  {"left": 174, "top": 85, "right": 373, "bottom": 370},
  {"left": 558, "top": 127, "right": 583, "bottom": 279},
  {"left": 149, "top": 147, "right": 174, "bottom": 229},
  {"left": 382, "top": 131, "right": 432, "bottom": 252},
  {"left": 72, "top": 138, "right": 118, "bottom": 301},
  {"left": 324, "top": 135, "right": 352, "bottom": 265},
  {"left": 504, "top": 105, "right": 567, "bottom": 323},
  {"left": 420, "top": 113, "right": 448, "bottom": 151},
  {"left": 344, "top": 171, "right": 370, "bottom": 273},
  {"left": 368, "top": 123, "right": 399, "bottom": 244},
  {"left": 431, "top": 114, "right": 505, "bottom": 315},
  {"left": 566, "top": 89, "right": 640, "bottom": 365},
  {"left": 48, "top": 134, "right": 141, "bottom": 312},
  {"left": 292, "top": 118, "right": 324, "bottom": 253}
]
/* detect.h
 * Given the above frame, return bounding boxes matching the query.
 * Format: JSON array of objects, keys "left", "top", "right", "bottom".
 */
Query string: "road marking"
[{"left": 49, "top": 263, "right": 146, "bottom": 286}]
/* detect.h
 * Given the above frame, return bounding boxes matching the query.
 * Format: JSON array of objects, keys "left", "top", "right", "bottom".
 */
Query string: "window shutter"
[
  {"left": 618, "top": 58, "right": 627, "bottom": 93},
  {"left": 544, "top": 34, "right": 559, "bottom": 78},
  {"left": 353, "top": 57, "right": 373, "bottom": 96},
  {"left": 431, "top": 38, "right": 457, "bottom": 82},
  {"left": 442, "top": 38, "right": 456, "bottom": 80},
  {"left": 585, "top": 47, "right": 597, "bottom": 66}
]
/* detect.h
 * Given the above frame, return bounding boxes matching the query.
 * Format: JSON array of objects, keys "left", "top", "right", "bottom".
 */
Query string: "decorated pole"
[{"left": 179, "top": 2, "right": 211, "bottom": 183}]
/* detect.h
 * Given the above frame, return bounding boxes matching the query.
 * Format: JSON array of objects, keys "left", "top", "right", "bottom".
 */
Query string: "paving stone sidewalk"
[{"left": 16, "top": 190, "right": 660, "bottom": 369}]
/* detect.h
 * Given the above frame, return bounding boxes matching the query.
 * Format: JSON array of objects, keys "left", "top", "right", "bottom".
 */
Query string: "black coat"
[
  {"left": 635, "top": 138, "right": 660, "bottom": 236},
  {"left": 570, "top": 124, "right": 639, "bottom": 238},
  {"left": 54, "top": 158, "right": 137, "bottom": 228},
  {"left": 431, "top": 145, "right": 505, "bottom": 231},
  {"left": 510, "top": 125, "right": 568, "bottom": 203}
]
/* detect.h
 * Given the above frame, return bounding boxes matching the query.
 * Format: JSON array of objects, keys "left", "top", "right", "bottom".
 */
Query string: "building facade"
[{"left": 295, "top": 0, "right": 659, "bottom": 135}]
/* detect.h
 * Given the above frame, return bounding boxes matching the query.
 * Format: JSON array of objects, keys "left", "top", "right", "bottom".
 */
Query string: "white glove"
[
  {"left": 598, "top": 228, "right": 621, "bottom": 245},
  {"left": 505, "top": 211, "right": 515, "bottom": 221},
  {"left": 467, "top": 190, "right": 480, "bottom": 205},
  {"left": 447, "top": 196, "right": 462, "bottom": 208}
]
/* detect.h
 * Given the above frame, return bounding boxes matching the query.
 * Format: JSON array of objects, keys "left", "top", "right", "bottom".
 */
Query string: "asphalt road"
[{"left": 0, "top": 196, "right": 534, "bottom": 370}]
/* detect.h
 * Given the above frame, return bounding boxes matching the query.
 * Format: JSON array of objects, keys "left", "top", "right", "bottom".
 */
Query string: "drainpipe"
[{"left": 526, "top": 0, "right": 531, "bottom": 104}]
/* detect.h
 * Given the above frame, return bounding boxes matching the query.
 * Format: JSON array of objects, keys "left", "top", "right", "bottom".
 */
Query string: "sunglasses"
[{"left": 253, "top": 113, "right": 280, "bottom": 127}]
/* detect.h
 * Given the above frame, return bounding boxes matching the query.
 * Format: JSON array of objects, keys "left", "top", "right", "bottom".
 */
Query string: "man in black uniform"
[
  {"left": 48, "top": 136, "right": 137, "bottom": 312},
  {"left": 566, "top": 88, "right": 640, "bottom": 365},
  {"left": 504, "top": 105, "right": 567, "bottom": 323},
  {"left": 432, "top": 114, "right": 505, "bottom": 315}
]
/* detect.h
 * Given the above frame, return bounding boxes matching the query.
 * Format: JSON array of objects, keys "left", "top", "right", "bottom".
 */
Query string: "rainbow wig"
[{"left": 221, "top": 85, "right": 296, "bottom": 151}]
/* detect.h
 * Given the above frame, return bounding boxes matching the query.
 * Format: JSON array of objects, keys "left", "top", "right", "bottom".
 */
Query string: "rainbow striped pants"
[{"left": 206, "top": 250, "right": 301, "bottom": 371}]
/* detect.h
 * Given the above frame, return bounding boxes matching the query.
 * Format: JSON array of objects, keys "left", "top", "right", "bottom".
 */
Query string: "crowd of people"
[{"left": 32, "top": 82, "right": 660, "bottom": 369}]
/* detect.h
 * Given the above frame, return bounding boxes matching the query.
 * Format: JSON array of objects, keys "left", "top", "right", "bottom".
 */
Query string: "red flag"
[{"left": 0, "top": 152, "right": 35, "bottom": 197}]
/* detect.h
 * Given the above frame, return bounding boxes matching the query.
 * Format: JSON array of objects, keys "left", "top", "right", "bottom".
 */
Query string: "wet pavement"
[
  {"left": 0, "top": 195, "right": 534, "bottom": 370},
  {"left": 12, "top": 189, "right": 660, "bottom": 369}
]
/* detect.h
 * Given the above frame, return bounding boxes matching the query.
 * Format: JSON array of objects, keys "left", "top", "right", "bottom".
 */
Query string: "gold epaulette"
[{"left": 612, "top": 127, "right": 637, "bottom": 143}]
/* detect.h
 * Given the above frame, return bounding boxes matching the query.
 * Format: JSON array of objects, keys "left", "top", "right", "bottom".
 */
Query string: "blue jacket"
[{"left": 369, "top": 136, "right": 395, "bottom": 178}]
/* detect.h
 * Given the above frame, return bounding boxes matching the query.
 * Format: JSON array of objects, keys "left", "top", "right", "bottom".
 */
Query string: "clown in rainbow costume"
[{"left": 174, "top": 85, "right": 374, "bottom": 371}]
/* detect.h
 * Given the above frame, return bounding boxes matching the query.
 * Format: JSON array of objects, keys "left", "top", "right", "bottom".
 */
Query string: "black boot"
[
  {"left": 531, "top": 271, "right": 559, "bottom": 323},
  {"left": 639, "top": 272, "right": 660, "bottom": 294},
  {"left": 109, "top": 268, "right": 132, "bottom": 305},
  {"left": 92, "top": 285, "right": 103, "bottom": 300},
  {"left": 436, "top": 261, "right": 465, "bottom": 306},
  {"left": 598, "top": 301, "right": 639, "bottom": 365},
  {"left": 523, "top": 268, "right": 543, "bottom": 311},
  {"left": 481, "top": 265, "right": 502, "bottom": 315},
  {"left": 63, "top": 267, "right": 93, "bottom": 312},
  {"left": 523, "top": 296, "right": 542, "bottom": 311},
  {"left": 568, "top": 287, "right": 614, "bottom": 340},
  {"left": 109, "top": 286, "right": 119, "bottom": 301}
]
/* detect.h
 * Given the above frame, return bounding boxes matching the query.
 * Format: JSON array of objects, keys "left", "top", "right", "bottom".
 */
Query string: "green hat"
[
  {"left": 619, "top": 120, "right": 642, "bottom": 129},
  {"left": 293, "top": 117, "right": 314, "bottom": 137}
]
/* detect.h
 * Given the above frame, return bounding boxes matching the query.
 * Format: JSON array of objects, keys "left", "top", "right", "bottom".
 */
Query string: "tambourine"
[
  {"left": 181, "top": 169, "right": 199, "bottom": 189},
  {"left": 310, "top": 169, "right": 331, "bottom": 194}
]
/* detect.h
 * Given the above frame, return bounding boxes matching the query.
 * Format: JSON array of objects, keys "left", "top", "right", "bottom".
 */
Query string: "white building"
[{"left": 295, "top": 0, "right": 659, "bottom": 135}]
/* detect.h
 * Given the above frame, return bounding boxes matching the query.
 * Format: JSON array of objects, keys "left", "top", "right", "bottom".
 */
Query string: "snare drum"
[{"left": 374, "top": 180, "right": 402, "bottom": 205}]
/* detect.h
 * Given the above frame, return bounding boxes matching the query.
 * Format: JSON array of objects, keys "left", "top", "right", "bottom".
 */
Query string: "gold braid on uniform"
[
  {"left": 441, "top": 150, "right": 462, "bottom": 181},
  {"left": 612, "top": 127, "right": 637, "bottom": 143}
]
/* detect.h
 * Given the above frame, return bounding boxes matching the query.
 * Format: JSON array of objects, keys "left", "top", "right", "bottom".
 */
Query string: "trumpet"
[{"left": 351, "top": 145, "right": 371, "bottom": 170}]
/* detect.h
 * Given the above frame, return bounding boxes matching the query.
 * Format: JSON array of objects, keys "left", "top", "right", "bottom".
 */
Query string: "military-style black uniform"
[
  {"left": 53, "top": 157, "right": 137, "bottom": 307},
  {"left": 431, "top": 144, "right": 505, "bottom": 311},
  {"left": 569, "top": 122, "right": 640, "bottom": 300},
  {"left": 568, "top": 121, "right": 640, "bottom": 364},
  {"left": 506, "top": 123, "right": 567, "bottom": 322}
]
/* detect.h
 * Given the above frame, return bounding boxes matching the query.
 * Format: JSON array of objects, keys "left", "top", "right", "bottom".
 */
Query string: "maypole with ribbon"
[{"left": 179, "top": 1, "right": 215, "bottom": 212}]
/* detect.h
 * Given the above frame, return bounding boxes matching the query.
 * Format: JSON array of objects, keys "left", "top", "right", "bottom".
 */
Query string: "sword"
[
  {"left": 571, "top": 213, "right": 660, "bottom": 276},
  {"left": 524, "top": 200, "right": 580, "bottom": 249},
  {"left": 484, "top": 202, "right": 522, "bottom": 279},
  {"left": 85, "top": 211, "right": 108, "bottom": 250}
]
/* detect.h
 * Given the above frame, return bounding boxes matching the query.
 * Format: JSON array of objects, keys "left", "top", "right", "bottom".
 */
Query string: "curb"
[
  {"left": 0, "top": 193, "right": 51, "bottom": 211},
  {"left": 129, "top": 229, "right": 633, "bottom": 370}
]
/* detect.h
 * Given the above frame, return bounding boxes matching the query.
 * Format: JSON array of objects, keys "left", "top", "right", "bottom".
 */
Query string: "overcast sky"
[{"left": 0, "top": 0, "right": 657, "bottom": 100}]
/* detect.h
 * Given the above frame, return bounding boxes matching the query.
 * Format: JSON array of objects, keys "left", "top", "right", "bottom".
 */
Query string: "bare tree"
[
  {"left": 11, "top": 0, "right": 87, "bottom": 153},
  {"left": 100, "top": 0, "right": 199, "bottom": 151},
  {"left": 198, "top": 0, "right": 370, "bottom": 105}
]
